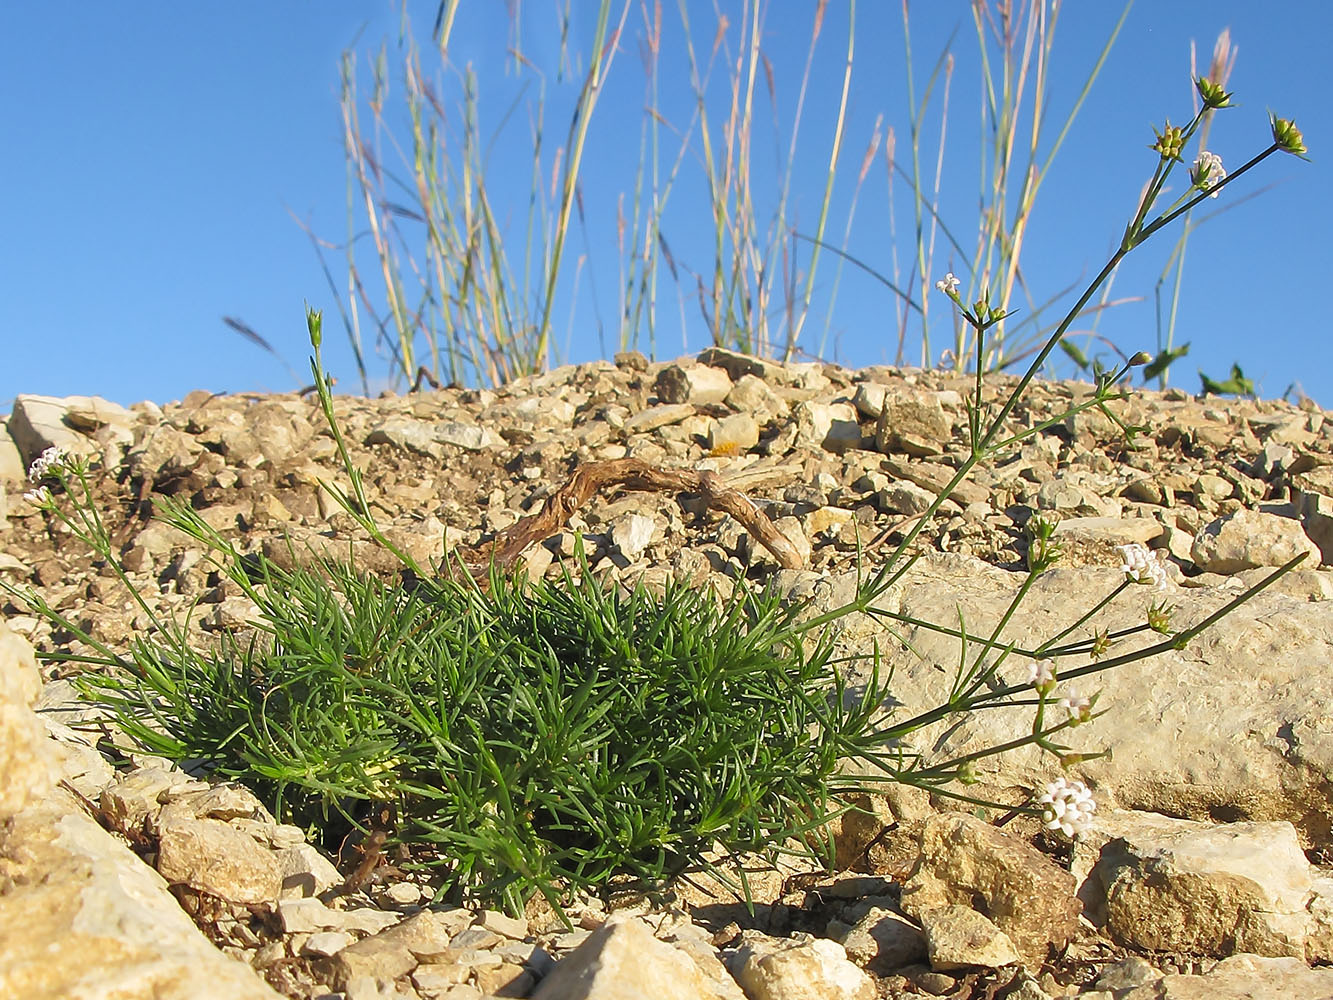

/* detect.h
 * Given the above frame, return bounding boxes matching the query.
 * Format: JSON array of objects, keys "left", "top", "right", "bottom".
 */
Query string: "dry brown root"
[{"left": 458, "top": 457, "right": 803, "bottom": 576}]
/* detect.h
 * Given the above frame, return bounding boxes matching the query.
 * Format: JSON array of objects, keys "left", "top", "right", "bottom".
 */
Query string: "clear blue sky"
[{"left": 2, "top": 2, "right": 1327, "bottom": 412}]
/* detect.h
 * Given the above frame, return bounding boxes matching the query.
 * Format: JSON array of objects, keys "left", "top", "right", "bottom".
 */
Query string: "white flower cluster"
[
  {"left": 27, "top": 446, "right": 69, "bottom": 482},
  {"left": 24, "top": 447, "right": 70, "bottom": 507},
  {"left": 1191, "top": 150, "right": 1226, "bottom": 198},
  {"left": 1038, "top": 776, "right": 1097, "bottom": 838},
  {"left": 1027, "top": 657, "right": 1056, "bottom": 691},
  {"left": 934, "top": 272, "right": 960, "bottom": 295},
  {"left": 1059, "top": 687, "right": 1093, "bottom": 723},
  {"left": 1114, "top": 543, "right": 1168, "bottom": 591}
]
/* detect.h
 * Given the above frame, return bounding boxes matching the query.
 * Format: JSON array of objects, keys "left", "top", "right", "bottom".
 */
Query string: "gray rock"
[
  {"left": 435, "top": 420, "right": 503, "bottom": 451},
  {"left": 654, "top": 363, "right": 733, "bottom": 406}
]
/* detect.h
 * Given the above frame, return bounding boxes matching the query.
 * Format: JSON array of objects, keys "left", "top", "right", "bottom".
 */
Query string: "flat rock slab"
[
  {"left": 822, "top": 550, "right": 1333, "bottom": 846},
  {"left": 0, "top": 792, "right": 281, "bottom": 1000}
]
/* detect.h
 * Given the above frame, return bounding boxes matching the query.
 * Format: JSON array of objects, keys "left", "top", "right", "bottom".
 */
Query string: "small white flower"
[
  {"left": 1191, "top": 151, "right": 1226, "bottom": 198},
  {"left": 27, "top": 446, "right": 69, "bottom": 483},
  {"left": 935, "top": 272, "right": 960, "bottom": 296},
  {"left": 23, "top": 486, "right": 53, "bottom": 507},
  {"left": 1059, "top": 687, "right": 1093, "bottom": 723},
  {"left": 1037, "top": 776, "right": 1096, "bottom": 838},
  {"left": 1114, "top": 543, "right": 1168, "bottom": 591},
  {"left": 1027, "top": 657, "right": 1056, "bottom": 692}
]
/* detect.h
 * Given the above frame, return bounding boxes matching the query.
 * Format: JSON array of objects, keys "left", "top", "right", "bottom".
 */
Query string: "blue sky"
[{"left": 2, "top": 2, "right": 1327, "bottom": 412}]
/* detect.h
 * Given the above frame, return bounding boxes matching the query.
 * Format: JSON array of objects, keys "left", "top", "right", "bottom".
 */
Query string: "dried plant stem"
[{"left": 461, "top": 458, "right": 803, "bottom": 572}]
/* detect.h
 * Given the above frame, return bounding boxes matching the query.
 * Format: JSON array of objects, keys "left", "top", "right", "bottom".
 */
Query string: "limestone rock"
[
  {"left": 654, "top": 363, "right": 733, "bottom": 406},
  {"left": 918, "top": 905, "right": 1020, "bottom": 971},
  {"left": 532, "top": 916, "right": 740, "bottom": 1000},
  {"left": 1304, "top": 874, "right": 1333, "bottom": 963},
  {"left": 696, "top": 347, "right": 791, "bottom": 384},
  {"left": 1052, "top": 516, "right": 1164, "bottom": 567},
  {"left": 0, "top": 427, "right": 24, "bottom": 484},
  {"left": 1114, "top": 953, "right": 1333, "bottom": 999},
  {"left": 366, "top": 416, "right": 444, "bottom": 458},
  {"left": 729, "top": 931, "right": 875, "bottom": 1000},
  {"left": 435, "top": 420, "right": 503, "bottom": 451},
  {"left": 8, "top": 393, "right": 136, "bottom": 464},
  {"left": 900, "top": 813, "right": 1080, "bottom": 967},
  {"left": 792, "top": 401, "right": 861, "bottom": 454},
  {"left": 1295, "top": 489, "right": 1333, "bottom": 565},
  {"left": 155, "top": 815, "right": 283, "bottom": 905},
  {"left": 709, "top": 412, "right": 760, "bottom": 454},
  {"left": 0, "top": 617, "right": 54, "bottom": 821},
  {"left": 1074, "top": 810, "right": 1313, "bottom": 958},
  {"left": 275, "top": 841, "right": 343, "bottom": 898},
  {"left": 624, "top": 402, "right": 694, "bottom": 434},
  {"left": 0, "top": 793, "right": 283, "bottom": 999},
  {"left": 1191, "top": 507, "right": 1320, "bottom": 574},
  {"left": 611, "top": 513, "right": 657, "bottom": 562},
  {"left": 0, "top": 617, "right": 281, "bottom": 999},
  {"left": 825, "top": 551, "right": 1333, "bottom": 845},
  {"left": 1093, "top": 955, "right": 1163, "bottom": 991},
  {"left": 326, "top": 933, "right": 417, "bottom": 990},
  {"left": 838, "top": 906, "right": 927, "bottom": 972},
  {"left": 725, "top": 375, "right": 789, "bottom": 422},
  {"left": 862, "top": 386, "right": 953, "bottom": 457},
  {"left": 100, "top": 765, "right": 206, "bottom": 842}
]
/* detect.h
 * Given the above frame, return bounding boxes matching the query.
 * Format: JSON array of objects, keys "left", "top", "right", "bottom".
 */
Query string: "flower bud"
[
  {"left": 1270, "top": 114, "right": 1307, "bottom": 156},
  {"left": 1194, "top": 76, "right": 1233, "bottom": 110},
  {"left": 1090, "top": 628, "right": 1112, "bottom": 659},
  {"left": 306, "top": 306, "right": 324, "bottom": 349},
  {"left": 1151, "top": 121, "right": 1186, "bottom": 161}
]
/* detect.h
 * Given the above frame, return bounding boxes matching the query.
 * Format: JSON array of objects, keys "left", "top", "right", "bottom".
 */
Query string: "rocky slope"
[{"left": 2, "top": 349, "right": 1333, "bottom": 999}]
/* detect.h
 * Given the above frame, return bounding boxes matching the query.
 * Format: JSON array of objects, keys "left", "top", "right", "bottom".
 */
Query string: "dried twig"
[{"left": 459, "top": 458, "right": 803, "bottom": 573}]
